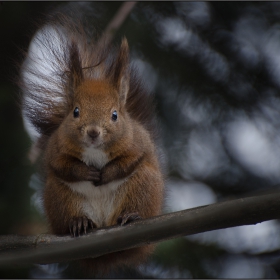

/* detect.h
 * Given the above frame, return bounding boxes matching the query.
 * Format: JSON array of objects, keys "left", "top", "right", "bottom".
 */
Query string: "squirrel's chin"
[{"left": 84, "top": 140, "right": 103, "bottom": 149}]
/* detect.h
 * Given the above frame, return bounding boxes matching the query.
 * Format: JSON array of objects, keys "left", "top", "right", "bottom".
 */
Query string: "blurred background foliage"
[{"left": 2, "top": 1, "right": 280, "bottom": 278}]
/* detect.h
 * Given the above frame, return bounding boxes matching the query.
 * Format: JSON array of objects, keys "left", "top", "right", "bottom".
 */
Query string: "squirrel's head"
[{"left": 62, "top": 38, "right": 131, "bottom": 149}]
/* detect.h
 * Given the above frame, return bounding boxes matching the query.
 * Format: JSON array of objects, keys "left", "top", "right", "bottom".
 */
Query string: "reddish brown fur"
[{"left": 21, "top": 14, "right": 164, "bottom": 275}]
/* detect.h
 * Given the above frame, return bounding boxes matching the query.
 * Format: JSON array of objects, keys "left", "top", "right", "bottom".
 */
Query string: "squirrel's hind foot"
[
  {"left": 117, "top": 212, "right": 141, "bottom": 226},
  {"left": 69, "top": 216, "right": 96, "bottom": 237}
]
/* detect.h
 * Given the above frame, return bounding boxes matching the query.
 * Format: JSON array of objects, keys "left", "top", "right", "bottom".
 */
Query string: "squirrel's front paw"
[
  {"left": 86, "top": 166, "right": 101, "bottom": 182},
  {"left": 117, "top": 212, "right": 141, "bottom": 226},
  {"left": 93, "top": 171, "right": 105, "bottom": 186},
  {"left": 69, "top": 216, "right": 96, "bottom": 237}
]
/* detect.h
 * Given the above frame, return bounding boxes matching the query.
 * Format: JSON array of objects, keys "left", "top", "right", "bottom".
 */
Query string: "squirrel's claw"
[
  {"left": 69, "top": 216, "right": 96, "bottom": 237},
  {"left": 117, "top": 212, "right": 141, "bottom": 226}
]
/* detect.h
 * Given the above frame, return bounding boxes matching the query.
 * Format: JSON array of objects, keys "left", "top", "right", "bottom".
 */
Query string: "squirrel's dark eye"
[
  {"left": 112, "top": 110, "right": 118, "bottom": 121},
  {"left": 73, "top": 107, "right": 80, "bottom": 118}
]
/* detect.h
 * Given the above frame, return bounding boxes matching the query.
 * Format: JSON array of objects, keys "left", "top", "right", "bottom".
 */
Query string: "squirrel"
[{"left": 20, "top": 14, "right": 164, "bottom": 274}]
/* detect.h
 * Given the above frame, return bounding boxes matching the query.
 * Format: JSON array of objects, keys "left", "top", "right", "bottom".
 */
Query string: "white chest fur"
[
  {"left": 82, "top": 146, "right": 108, "bottom": 169},
  {"left": 67, "top": 179, "right": 125, "bottom": 227},
  {"left": 66, "top": 146, "right": 124, "bottom": 227}
]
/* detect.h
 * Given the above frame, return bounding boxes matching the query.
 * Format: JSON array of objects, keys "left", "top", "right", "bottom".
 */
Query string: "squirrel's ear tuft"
[
  {"left": 68, "top": 41, "right": 83, "bottom": 91},
  {"left": 113, "top": 38, "right": 130, "bottom": 105}
]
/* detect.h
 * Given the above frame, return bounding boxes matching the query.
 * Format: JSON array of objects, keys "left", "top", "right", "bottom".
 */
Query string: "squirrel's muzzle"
[{"left": 87, "top": 129, "right": 100, "bottom": 141}]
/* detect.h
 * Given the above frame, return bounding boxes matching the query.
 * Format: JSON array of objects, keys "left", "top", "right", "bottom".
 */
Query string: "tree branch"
[
  {"left": 97, "top": 1, "right": 137, "bottom": 47},
  {"left": 0, "top": 191, "right": 280, "bottom": 268}
]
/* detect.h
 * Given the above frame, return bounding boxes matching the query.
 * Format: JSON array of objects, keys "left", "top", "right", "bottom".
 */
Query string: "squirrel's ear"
[
  {"left": 68, "top": 42, "right": 83, "bottom": 91},
  {"left": 113, "top": 38, "right": 130, "bottom": 105}
]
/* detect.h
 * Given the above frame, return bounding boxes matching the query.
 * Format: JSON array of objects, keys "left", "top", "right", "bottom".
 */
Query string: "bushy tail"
[
  {"left": 20, "top": 13, "right": 158, "bottom": 157},
  {"left": 20, "top": 15, "right": 97, "bottom": 138}
]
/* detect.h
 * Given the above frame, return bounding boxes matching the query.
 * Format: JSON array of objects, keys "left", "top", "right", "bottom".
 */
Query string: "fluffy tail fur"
[{"left": 20, "top": 14, "right": 158, "bottom": 146}]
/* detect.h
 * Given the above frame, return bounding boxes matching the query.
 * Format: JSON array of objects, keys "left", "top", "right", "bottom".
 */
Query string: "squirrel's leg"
[
  {"left": 107, "top": 164, "right": 164, "bottom": 227},
  {"left": 44, "top": 178, "right": 97, "bottom": 236},
  {"left": 104, "top": 165, "right": 163, "bottom": 266}
]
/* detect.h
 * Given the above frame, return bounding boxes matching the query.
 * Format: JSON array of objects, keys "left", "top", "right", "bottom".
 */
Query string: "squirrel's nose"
[{"left": 87, "top": 129, "right": 100, "bottom": 140}]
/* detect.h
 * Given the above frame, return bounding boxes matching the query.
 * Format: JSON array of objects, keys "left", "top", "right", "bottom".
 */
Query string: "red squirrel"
[{"left": 20, "top": 15, "right": 164, "bottom": 273}]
